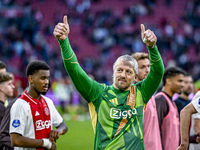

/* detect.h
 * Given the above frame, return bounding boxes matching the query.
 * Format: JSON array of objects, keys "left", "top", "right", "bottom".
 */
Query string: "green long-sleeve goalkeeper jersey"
[{"left": 59, "top": 37, "right": 164, "bottom": 150}]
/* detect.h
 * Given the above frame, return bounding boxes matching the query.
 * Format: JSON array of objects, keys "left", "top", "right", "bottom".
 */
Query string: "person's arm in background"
[
  {"left": 53, "top": 15, "right": 104, "bottom": 103},
  {"left": 137, "top": 24, "right": 164, "bottom": 103},
  {"left": 177, "top": 103, "right": 197, "bottom": 150}
]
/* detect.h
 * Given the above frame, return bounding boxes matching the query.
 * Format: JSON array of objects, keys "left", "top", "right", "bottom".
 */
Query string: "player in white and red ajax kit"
[{"left": 10, "top": 61, "right": 68, "bottom": 150}]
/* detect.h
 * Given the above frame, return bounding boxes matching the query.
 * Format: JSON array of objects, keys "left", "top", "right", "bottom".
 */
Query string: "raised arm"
[
  {"left": 137, "top": 24, "right": 164, "bottom": 103},
  {"left": 53, "top": 16, "right": 104, "bottom": 102}
]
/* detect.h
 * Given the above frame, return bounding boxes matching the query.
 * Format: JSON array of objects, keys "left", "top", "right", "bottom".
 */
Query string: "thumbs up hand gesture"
[
  {"left": 53, "top": 15, "right": 70, "bottom": 40},
  {"left": 141, "top": 24, "right": 157, "bottom": 48}
]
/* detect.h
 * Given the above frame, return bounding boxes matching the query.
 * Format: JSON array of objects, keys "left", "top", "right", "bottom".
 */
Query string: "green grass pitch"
[{"left": 57, "top": 120, "right": 94, "bottom": 150}]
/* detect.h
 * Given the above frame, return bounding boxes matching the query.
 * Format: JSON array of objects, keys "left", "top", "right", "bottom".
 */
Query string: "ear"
[
  {"left": 166, "top": 78, "right": 171, "bottom": 85},
  {"left": 28, "top": 75, "right": 34, "bottom": 84},
  {"left": 132, "top": 75, "right": 136, "bottom": 82}
]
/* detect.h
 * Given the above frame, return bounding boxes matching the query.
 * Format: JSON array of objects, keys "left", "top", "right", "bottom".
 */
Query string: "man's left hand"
[
  {"left": 141, "top": 24, "right": 157, "bottom": 48},
  {"left": 49, "top": 130, "right": 60, "bottom": 142}
]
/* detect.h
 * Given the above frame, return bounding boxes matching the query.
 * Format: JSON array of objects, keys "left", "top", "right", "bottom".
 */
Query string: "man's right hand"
[{"left": 53, "top": 15, "right": 70, "bottom": 40}]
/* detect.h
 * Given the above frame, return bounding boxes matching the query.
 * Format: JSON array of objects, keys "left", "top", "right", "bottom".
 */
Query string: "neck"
[
  {"left": 179, "top": 93, "right": 189, "bottom": 100},
  {"left": 162, "top": 86, "right": 174, "bottom": 97},
  {"left": 0, "top": 92, "right": 6, "bottom": 103},
  {"left": 27, "top": 87, "right": 41, "bottom": 100}
]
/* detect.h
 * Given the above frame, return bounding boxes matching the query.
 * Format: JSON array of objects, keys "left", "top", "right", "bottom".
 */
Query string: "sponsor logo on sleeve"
[
  {"left": 198, "top": 98, "right": 200, "bottom": 106},
  {"left": 12, "top": 119, "right": 20, "bottom": 128}
]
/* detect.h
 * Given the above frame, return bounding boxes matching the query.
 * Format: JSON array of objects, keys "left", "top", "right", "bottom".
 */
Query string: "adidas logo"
[
  {"left": 35, "top": 111, "right": 40, "bottom": 116},
  {"left": 109, "top": 98, "right": 118, "bottom": 105}
]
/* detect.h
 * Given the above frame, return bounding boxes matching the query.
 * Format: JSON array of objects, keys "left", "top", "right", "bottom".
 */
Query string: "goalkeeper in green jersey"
[{"left": 53, "top": 15, "right": 164, "bottom": 150}]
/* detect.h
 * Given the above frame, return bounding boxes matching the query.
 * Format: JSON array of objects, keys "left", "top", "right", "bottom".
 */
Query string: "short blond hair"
[
  {"left": 0, "top": 72, "right": 13, "bottom": 83},
  {"left": 113, "top": 54, "right": 138, "bottom": 74},
  {"left": 131, "top": 52, "right": 149, "bottom": 61}
]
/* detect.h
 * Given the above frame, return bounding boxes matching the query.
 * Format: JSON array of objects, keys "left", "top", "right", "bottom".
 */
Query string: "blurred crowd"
[{"left": 0, "top": 0, "right": 200, "bottom": 104}]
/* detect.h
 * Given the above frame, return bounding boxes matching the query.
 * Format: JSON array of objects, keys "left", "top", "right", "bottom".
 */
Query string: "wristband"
[{"left": 42, "top": 138, "right": 52, "bottom": 149}]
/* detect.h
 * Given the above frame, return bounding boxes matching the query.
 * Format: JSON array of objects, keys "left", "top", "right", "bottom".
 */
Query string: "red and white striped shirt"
[{"left": 10, "top": 91, "right": 63, "bottom": 150}]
